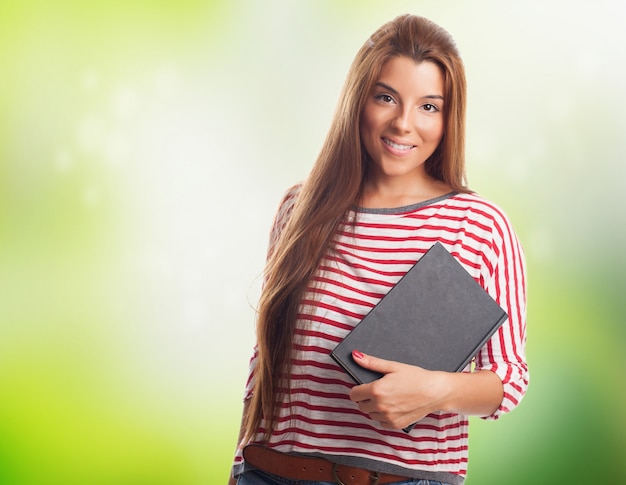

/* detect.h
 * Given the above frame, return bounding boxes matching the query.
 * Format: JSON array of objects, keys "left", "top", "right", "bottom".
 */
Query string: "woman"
[{"left": 229, "top": 14, "right": 528, "bottom": 485}]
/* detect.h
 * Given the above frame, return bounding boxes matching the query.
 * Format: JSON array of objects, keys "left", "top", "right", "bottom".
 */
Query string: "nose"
[{"left": 391, "top": 106, "right": 412, "bottom": 133}]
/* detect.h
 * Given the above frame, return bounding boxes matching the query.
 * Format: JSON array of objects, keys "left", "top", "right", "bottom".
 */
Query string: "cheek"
[
  {"left": 359, "top": 105, "right": 380, "bottom": 135},
  {"left": 426, "top": 119, "right": 445, "bottom": 143},
  {"left": 359, "top": 120, "right": 377, "bottom": 160},
  {"left": 359, "top": 113, "right": 380, "bottom": 147},
  {"left": 435, "top": 127, "right": 445, "bottom": 144},
  {"left": 359, "top": 119, "right": 372, "bottom": 148},
  {"left": 359, "top": 114, "right": 370, "bottom": 137}
]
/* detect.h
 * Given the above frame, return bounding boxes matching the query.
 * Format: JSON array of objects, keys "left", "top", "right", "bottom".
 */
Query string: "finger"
[
  {"left": 351, "top": 350, "right": 401, "bottom": 374},
  {"left": 349, "top": 383, "right": 372, "bottom": 403},
  {"left": 359, "top": 407, "right": 387, "bottom": 424}
]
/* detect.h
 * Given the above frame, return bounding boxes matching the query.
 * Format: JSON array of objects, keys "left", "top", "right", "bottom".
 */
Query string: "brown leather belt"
[{"left": 242, "top": 444, "right": 410, "bottom": 485}]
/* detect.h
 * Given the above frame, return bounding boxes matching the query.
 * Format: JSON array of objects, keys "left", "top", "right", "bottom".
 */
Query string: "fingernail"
[{"left": 352, "top": 350, "right": 364, "bottom": 359}]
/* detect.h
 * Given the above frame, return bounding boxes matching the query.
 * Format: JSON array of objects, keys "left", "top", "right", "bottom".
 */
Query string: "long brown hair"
[{"left": 244, "top": 14, "right": 469, "bottom": 442}]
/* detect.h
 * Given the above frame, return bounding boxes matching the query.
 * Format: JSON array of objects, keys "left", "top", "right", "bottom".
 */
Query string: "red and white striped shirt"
[{"left": 233, "top": 185, "right": 528, "bottom": 484}]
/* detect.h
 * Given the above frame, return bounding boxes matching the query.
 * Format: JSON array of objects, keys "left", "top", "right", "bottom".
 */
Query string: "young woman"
[{"left": 229, "top": 14, "right": 528, "bottom": 485}]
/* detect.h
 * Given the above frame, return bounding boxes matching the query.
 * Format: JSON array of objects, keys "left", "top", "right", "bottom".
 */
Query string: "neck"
[{"left": 360, "top": 173, "right": 451, "bottom": 209}]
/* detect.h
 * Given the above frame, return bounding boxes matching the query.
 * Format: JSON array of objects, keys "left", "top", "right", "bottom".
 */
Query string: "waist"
[{"left": 242, "top": 444, "right": 411, "bottom": 484}]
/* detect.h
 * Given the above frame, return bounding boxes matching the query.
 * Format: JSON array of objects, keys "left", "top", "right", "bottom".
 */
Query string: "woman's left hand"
[{"left": 348, "top": 350, "right": 451, "bottom": 430}]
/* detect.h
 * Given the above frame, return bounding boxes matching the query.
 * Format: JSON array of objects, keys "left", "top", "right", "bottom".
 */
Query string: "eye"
[
  {"left": 420, "top": 103, "right": 440, "bottom": 113},
  {"left": 374, "top": 93, "right": 395, "bottom": 104}
]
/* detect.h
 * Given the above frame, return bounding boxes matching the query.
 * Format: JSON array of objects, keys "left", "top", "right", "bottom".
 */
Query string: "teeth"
[{"left": 383, "top": 138, "right": 413, "bottom": 151}]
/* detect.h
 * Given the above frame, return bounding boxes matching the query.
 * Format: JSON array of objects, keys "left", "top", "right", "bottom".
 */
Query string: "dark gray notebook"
[{"left": 330, "top": 242, "right": 508, "bottom": 430}]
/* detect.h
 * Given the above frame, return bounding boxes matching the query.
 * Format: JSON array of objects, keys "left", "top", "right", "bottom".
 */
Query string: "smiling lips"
[{"left": 382, "top": 137, "right": 415, "bottom": 152}]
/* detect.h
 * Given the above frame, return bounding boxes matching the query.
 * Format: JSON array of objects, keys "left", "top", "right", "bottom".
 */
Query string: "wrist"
[
  {"left": 435, "top": 371, "right": 457, "bottom": 413},
  {"left": 436, "top": 369, "right": 504, "bottom": 417}
]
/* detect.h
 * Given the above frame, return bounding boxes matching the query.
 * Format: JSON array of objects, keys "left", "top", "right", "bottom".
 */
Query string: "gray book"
[{"left": 330, "top": 242, "right": 508, "bottom": 430}]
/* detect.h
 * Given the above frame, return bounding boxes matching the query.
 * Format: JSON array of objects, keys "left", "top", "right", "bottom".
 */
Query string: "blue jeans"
[{"left": 237, "top": 469, "right": 451, "bottom": 485}]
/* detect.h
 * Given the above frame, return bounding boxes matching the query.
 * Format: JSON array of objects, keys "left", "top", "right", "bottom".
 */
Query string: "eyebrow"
[{"left": 374, "top": 81, "right": 444, "bottom": 101}]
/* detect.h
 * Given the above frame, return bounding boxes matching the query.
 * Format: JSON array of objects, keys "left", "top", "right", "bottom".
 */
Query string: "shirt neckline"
[{"left": 354, "top": 191, "right": 458, "bottom": 215}]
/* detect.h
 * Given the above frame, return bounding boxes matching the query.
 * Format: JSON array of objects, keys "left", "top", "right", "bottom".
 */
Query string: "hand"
[{"left": 348, "top": 350, "right": 450, "bottom": 430}]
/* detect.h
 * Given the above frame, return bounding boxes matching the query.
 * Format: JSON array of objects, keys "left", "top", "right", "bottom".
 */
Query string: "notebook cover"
[{"left": 330, "top": 242, "right": 508, "bottom": 429}]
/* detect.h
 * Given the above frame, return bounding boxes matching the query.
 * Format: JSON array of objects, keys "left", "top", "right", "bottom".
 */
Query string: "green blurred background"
[{"left": 1, "top": 0, "right": 625, "bottom": 483}]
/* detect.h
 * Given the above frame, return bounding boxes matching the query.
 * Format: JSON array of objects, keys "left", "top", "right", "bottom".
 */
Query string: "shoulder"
[
  {"left": 273, "top": 183, "right": 303, "bottom": 222},
  {"left": 450, "top": 192, "right": 517, "bottom": 232},
  {"left": 450, "top": 191, "right": 510, "bottom": 216},
  {"left": 268, "top": 183, "right": 303, "bottom": 249},
  {"left": 447, "top": 192, "right": 524, "bottom": 265},
  {"left": 278, "top": 183, "right": 302, "bottom": 211}
]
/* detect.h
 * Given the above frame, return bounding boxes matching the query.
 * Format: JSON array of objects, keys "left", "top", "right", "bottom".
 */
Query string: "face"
[{"left": 360, "top": 56, "right": 445, "bottom": 185}]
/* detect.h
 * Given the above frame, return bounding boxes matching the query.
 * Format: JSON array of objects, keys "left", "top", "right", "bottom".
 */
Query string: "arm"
[
  {"left": 227, "top": 399, "right": 250, "bottom": 485},
  {"left": 228, "top": 186, "right": 301, "bottom": 483},
  {"left": 349, "top": 351, "right": 503, "bottom": 430},
  {"left": 475, "top": 208, "right": 528, "bottom": 419},
  {"left": 350, "top": 206, "right": 528, "bottom": 428}
]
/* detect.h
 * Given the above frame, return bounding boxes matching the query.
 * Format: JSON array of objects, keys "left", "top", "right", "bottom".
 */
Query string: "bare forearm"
[{"left": 438, "top": 369, "right": 503, "bottom": 417}]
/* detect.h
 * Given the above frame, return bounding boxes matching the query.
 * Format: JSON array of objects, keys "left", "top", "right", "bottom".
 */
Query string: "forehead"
[{"left": 376, "top": 56, "right": 444, "bottom": 97}]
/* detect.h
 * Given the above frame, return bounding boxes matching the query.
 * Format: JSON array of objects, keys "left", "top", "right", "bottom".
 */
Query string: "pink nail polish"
[{"left": 353, "top": 350, "right": 365, "bottom": 359}]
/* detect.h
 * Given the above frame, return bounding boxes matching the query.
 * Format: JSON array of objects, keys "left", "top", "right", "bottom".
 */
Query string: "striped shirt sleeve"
[
  {"left": 473, "top": 199, "right": 528, "bottom": 420},
  {"left": 242, "top": 185, "right": 301, "bottom": 401}
]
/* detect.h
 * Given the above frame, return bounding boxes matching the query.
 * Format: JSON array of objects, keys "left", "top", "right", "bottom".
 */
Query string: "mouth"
[{"left": 382, "top": 137, "right": 415, "bottom": 152}]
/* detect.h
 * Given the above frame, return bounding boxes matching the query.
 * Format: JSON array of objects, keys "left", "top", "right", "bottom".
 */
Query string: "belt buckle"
[{"left": 332, "top": 463, "right": 380, "bottom": 485}]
